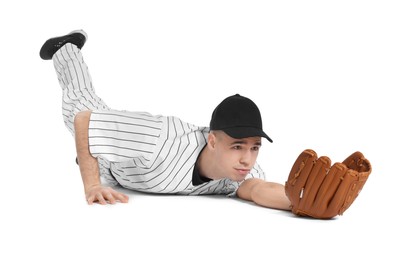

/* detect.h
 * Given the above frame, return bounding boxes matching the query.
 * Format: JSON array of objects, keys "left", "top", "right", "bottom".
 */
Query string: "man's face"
[{"left": 211, "top": 131, "right": 261, "bottom": 182}]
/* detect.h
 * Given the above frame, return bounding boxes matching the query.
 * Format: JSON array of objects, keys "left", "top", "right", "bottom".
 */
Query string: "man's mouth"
[{"left": 235, "top": 168, "right": 250, "bottom": 175}]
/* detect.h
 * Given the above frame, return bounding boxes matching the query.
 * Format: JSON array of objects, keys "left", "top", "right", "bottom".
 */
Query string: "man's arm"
[
  {"left": 74, "top": 111, "right": 129, "bottom": 205},
  {"left": 236, "top": 178, "right": 291, "bottom": 210}
]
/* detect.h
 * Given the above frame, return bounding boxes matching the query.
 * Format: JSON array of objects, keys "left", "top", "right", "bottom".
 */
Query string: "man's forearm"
[
  {"left": 237, "top": 179, "right": 291, "bottom": 210},
  {"left": 74, "top": 111, "right": 101, "bottom": 193}
]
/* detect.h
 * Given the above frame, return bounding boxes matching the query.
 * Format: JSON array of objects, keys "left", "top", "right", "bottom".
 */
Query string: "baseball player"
[{"left": 39, "top": 29, "right": 292, "bottom": 210}]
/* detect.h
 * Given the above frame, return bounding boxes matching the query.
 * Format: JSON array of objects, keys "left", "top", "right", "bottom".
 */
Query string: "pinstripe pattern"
[
  {"left": 53, "top": 43, "right": 109, "bottom": 135},
  {"left": 53, "top": 43, "right": 265, "bottom": 196}
]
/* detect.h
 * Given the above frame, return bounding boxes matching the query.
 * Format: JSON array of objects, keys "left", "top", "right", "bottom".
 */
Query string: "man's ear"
[{"left": 208, "top": 131, "right": 217, "bottom": 150}]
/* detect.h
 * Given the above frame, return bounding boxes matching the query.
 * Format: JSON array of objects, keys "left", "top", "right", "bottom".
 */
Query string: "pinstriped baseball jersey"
[{"left": 53, "top": 43, "right": 266, "bottom": 196}]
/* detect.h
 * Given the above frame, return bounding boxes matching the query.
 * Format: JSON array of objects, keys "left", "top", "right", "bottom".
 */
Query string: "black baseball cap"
[{"left": 210, "top": 94, "right": 273, "bottom": 143}]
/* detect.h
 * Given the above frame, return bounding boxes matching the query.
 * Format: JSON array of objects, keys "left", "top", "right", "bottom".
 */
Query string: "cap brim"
[{"left": 223, "top": 127, "right": 273, "bottom": 143}]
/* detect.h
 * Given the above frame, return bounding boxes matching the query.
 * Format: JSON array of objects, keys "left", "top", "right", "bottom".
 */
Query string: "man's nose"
[{"left": 239, "top": 150, "right": 251, "bottom": 166}]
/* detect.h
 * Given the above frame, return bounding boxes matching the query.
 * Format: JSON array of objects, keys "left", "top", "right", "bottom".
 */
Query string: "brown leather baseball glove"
[{"left": 285, "top": 149, "right": 372, "bottom": 219}]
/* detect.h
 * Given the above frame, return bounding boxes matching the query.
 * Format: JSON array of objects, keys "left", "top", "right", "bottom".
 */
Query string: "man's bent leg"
[
  {"left": 43, "top": 31, "right": 117, "bottom": 190},
  {"left": 53, "top": 43, "right": 109, "bottom": 135}
]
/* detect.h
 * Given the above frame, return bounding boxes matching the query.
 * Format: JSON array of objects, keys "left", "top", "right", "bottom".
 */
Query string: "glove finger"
[
  {"left": 331, "top": 154, "right": 372, "bottom": 215},
  {"left": 285, "top": 149, "right": 317, "bottom": 193},
  {"left": 285, "top": 149, "right": 317, "bottom": 214},
  {"left": 343, "top": 151, "right": 372, "bottom": 174},
  {"left": 313, "top": 162, "right": 348, "bottom": 218},
  {"left": 299, "top": 155, "right": 331, "bottom": 214},
  {"left": 286, "top": 149, "right": 317, "bottom": 185}
]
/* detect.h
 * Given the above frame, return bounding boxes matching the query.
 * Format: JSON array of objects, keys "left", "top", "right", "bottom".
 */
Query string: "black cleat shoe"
[{"left": 39, "top": 30, "right": 88, "bottom": 60}]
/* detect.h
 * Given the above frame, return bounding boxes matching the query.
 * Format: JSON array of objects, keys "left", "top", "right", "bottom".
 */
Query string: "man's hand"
[
  {"left": 85, "top": 185, "right": 129, "bottom": 205},
  {"left": 285, "top": 149, "right": 372, "bottom": 219}
]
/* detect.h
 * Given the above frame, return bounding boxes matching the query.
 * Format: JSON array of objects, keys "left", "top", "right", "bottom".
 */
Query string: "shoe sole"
[{"left": 39, "top": 29, "right": 88, "bottom": 60}]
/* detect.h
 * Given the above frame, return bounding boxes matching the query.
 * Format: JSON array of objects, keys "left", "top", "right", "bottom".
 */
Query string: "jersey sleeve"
[
  {"left": 88, "top": 110, "right": 165, "bottom": 163},
  {"left": 244, "top": 162, "right": 266, "bottom": 181}
]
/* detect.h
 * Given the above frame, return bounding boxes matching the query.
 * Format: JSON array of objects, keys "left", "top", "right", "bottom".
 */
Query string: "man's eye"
[
  {"left": 232, "top": 146, "right": 242, "bottom": 150},
  {"left": 252, "top": 146, "right": 260, "bottom": 151}
]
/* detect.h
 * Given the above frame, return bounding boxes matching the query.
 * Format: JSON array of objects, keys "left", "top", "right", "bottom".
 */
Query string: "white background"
[{"left": 1, "top": 1, "right": 417, "bottom": 259}]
